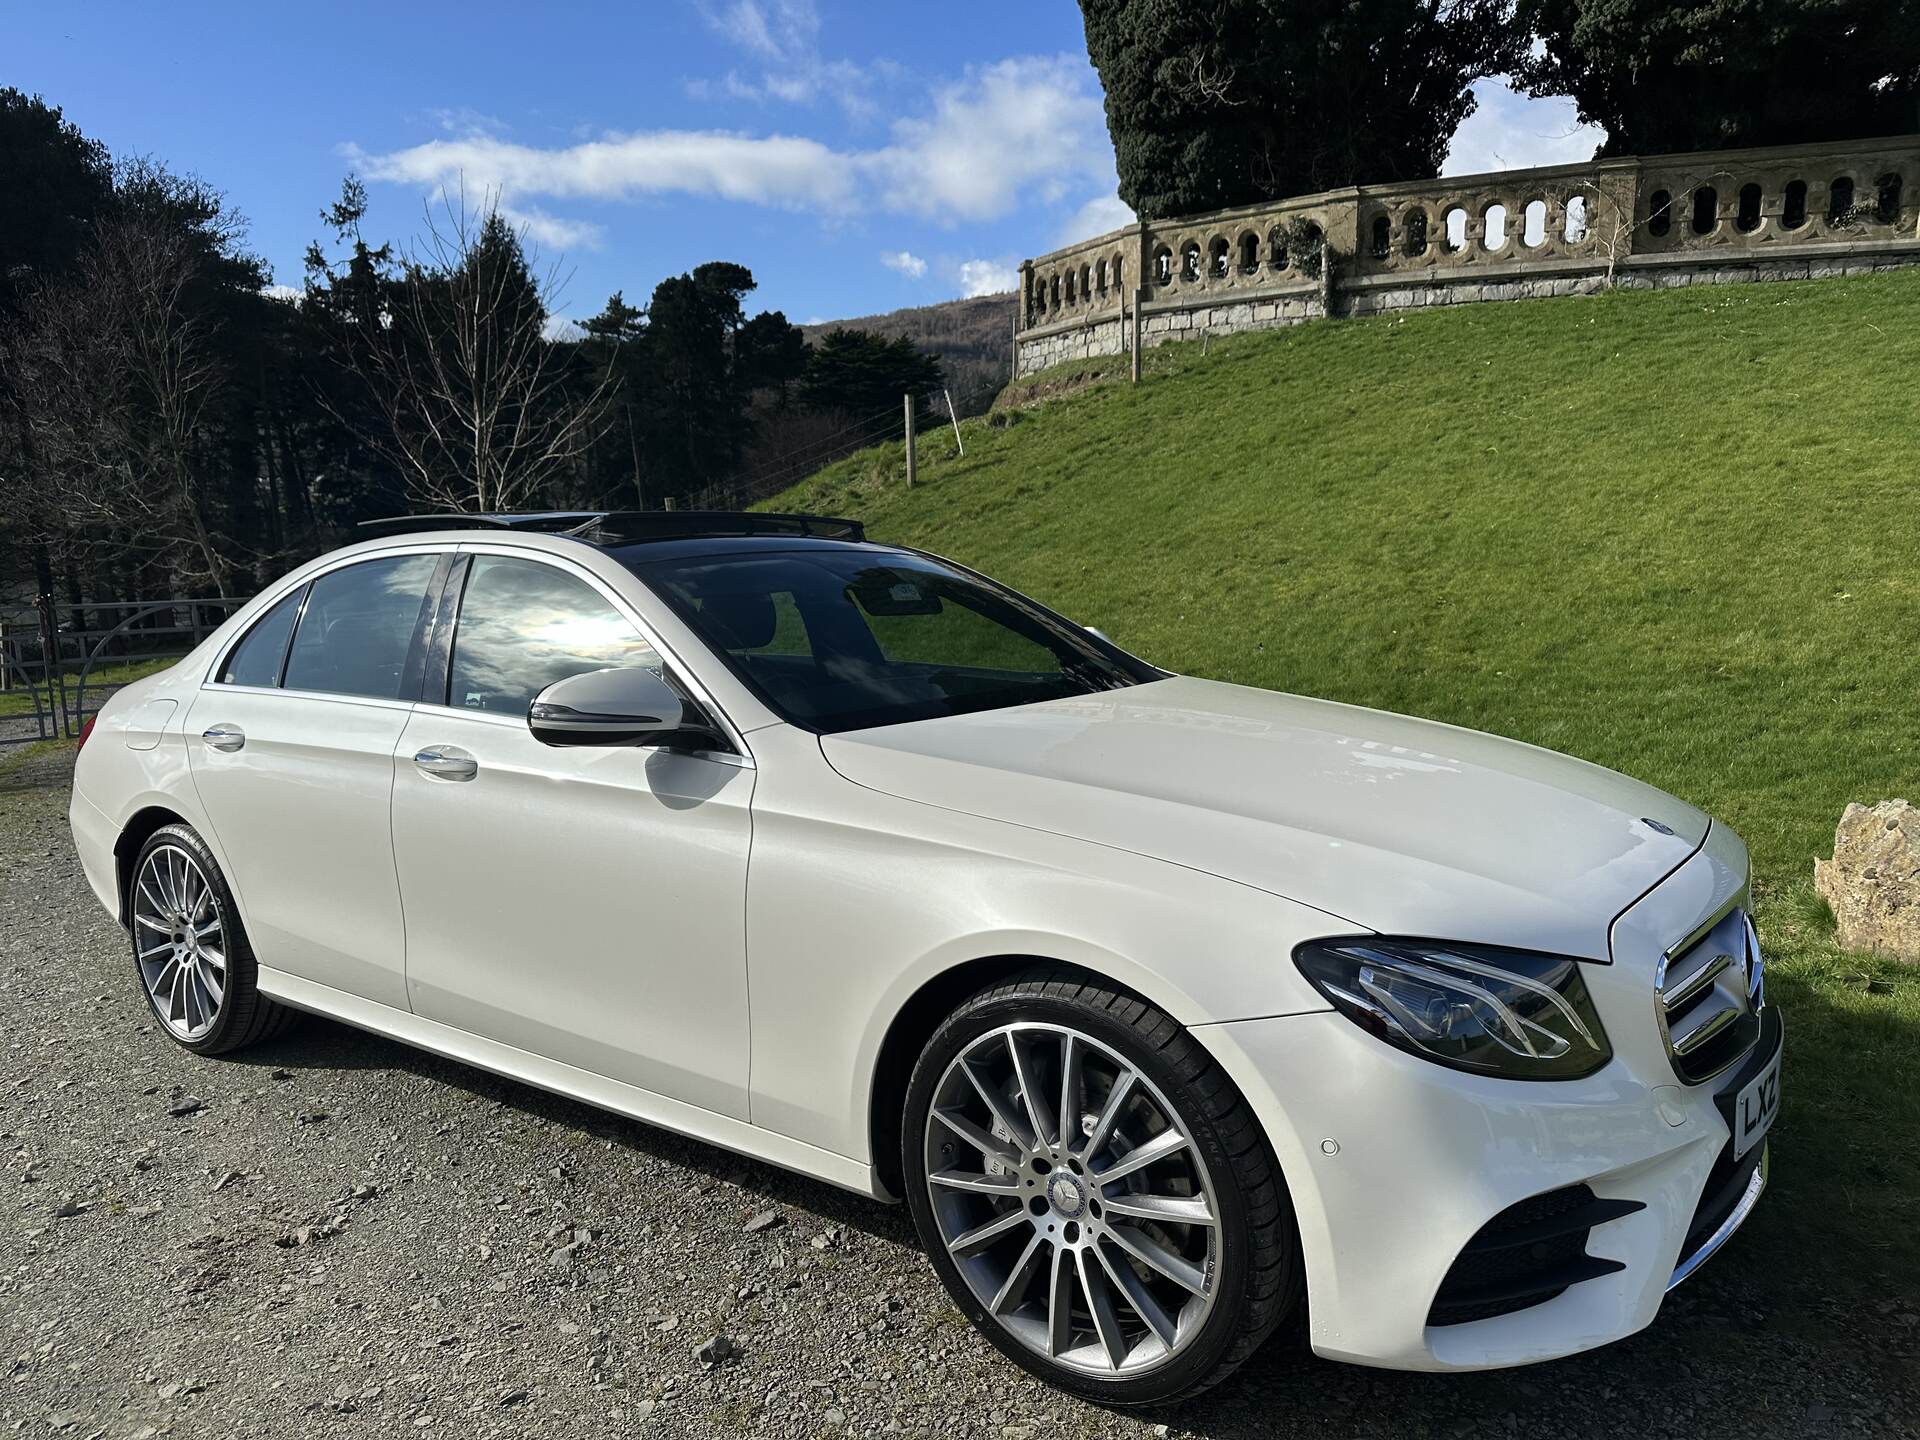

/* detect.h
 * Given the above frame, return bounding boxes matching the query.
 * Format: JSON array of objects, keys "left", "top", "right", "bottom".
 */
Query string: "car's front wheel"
[
  {"left": 129, "top": 823, "right": 293, "bottom": 1055},
  {"left": 902, "top": 967, "right": 1298, "bottom": 1405}
]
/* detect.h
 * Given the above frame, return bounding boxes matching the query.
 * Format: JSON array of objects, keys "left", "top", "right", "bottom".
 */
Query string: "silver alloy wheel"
[
  {"left": 132, "top": 843, "right": 227, "bottom": 1042},
  {"left": 923, "top": 1022, "right": 1220, "bottom": 1377}
]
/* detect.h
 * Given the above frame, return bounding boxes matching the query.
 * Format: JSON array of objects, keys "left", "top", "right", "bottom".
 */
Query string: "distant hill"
[{"left": 802, "top": 293, "right": 1017, "bottom": 418}]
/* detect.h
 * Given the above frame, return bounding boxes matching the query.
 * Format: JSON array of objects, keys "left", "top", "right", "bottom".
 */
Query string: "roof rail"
[
  {"left": 357, "top": 512, "right": 606, "bottom": 535},
  {"left": 581, "top": 511, "right": 866, "bottom": 543},
  {"left": 357, "top": 510, "right": 867, "bottom": 543}
]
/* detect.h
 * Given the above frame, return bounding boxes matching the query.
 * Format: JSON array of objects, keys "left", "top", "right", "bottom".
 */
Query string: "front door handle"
[
  {"left": 413, "top": 747, "right": 478, "bottom": 781},
  {"left": 201, "top": 725, "right": 245, "bottom": 753}
]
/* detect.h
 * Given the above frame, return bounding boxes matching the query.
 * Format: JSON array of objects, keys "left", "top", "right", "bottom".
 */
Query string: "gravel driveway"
[{"left": 2, "top": 746, "right": 1915, "bottom": 1438}]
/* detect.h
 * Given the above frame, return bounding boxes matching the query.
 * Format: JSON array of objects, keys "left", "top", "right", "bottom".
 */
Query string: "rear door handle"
[
  {"left": 413, "top": 747, "right": 478, "bottom": 781},
  {"left": 201, "top": 725, "right": 245, "bottom": 753}
]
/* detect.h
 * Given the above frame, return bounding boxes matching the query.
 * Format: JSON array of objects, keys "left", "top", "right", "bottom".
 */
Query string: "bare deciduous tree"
[
  {"left": 332, "top": 195, "right": 617, "bottom": 514},
  {"left": 2, "top": 208, "right": 237, "bottom": 593}
]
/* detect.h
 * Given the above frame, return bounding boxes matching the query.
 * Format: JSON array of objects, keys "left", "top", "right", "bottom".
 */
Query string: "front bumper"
[
  {"left": 1200, "top": 825, "right": 1779, "bottom": 1373},
  {"left": 1203, "top": 1001, "right": 1779, "bottom": 1372}
]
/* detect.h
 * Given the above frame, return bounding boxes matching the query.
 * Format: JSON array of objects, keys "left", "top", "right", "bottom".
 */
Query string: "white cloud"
[
  {"left": 955, "top": 258, "right": 1017, "bottom": 297},
  {"left": 428, "top": 105, "right": 508, "bottom": 139},
  {"left": 693, "top": 0, "right": 878, "bottom": 118},
  {"left": 704, "top": 0, "right": 814, "bottom": 61},
  {"left": 354, "top": 129, "right": 859, "bottom": 211},
  {"left": 1060, "top": 190, "right": 1135, "bottom": 245},
  {"left": 880, "top": 249, "right": 927, "bottom": 278},
  {"left": 866, "top": 56, "right": 1108, "bottom": 224},
  {"left": 1444, "top": 81, "right": 1605, "bottom": 177},
  {"left": 260, "top": 283, "right": 303, "bottom": 304},
  {"left": 355, "top": 52, "right": 1110, "bottom": 231},
  {"left": 500, "top": 203, "right": 605, "bottom": 252}
]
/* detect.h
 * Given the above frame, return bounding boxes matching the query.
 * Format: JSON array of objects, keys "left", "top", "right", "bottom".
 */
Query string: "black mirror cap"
[{"left": 527, "top": 667, "right": 686, "bottom": 748}]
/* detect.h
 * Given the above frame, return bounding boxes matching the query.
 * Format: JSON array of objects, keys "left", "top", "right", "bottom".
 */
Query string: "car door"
[
  {"left": 184, "top": 548, "right": 447, "bottom": 1011},
  {"left": 390, "top": 548, "right": 755, "bottom": 1120}
]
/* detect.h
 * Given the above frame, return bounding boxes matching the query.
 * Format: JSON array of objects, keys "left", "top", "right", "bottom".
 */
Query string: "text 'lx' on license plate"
[{"left": 1732, "top": 1045, "right": 1781, "bottom": 1161}]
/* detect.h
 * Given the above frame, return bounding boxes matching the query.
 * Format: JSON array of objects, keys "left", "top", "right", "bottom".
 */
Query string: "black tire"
[
  {"left": 129, "top": 823, "right": 295, "bottom": 1056},
  {"left": 901, "top": 964, "right": 1299, "bottom": 1406}
]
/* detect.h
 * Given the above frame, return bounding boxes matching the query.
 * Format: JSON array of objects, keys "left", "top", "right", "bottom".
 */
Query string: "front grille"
[
  {"left": 1658, "top": 906, "right": 1763, "bottom": 1084},
  {"left": 1427, "top": 1184, "right": 1644, "bottom": 1327}
]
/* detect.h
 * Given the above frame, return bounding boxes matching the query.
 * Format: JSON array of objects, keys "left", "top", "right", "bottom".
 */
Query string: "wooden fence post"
[{"left": 904, "top": 394, "right": 917, "bottom": 488}]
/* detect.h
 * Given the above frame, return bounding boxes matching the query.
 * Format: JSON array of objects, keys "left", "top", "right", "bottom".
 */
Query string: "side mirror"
[{"left": 528, "top": 667, "right": 688, "bottom": 747}]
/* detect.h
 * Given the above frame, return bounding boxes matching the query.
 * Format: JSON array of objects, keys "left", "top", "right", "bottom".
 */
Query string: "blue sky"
[{"left": 10, "top": 1, "right": 1602, "bottom": 328}]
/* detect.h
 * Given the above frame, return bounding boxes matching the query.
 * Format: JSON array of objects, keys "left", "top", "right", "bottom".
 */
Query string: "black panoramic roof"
[{"left": 357, "top": 510, "right": 866, "bottom": 546}]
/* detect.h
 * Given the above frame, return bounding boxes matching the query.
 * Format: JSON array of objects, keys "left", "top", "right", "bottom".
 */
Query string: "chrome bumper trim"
[{"left": 1667, "top": 1142, "right": 1768, "bottom": 1291}]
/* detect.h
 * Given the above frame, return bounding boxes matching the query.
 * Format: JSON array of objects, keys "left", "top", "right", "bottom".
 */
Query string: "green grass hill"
[{"left": 770, "top": 268, "right": 1920, "bottom": 1302}]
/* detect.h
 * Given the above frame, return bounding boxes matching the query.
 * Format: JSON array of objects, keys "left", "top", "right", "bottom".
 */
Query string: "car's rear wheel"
[
  {"left": 902, "top": 966, "right": 1298, "bottom": 1405},
  {"left": 129, "top": 823, "right": 293, "bottom": 1054}
]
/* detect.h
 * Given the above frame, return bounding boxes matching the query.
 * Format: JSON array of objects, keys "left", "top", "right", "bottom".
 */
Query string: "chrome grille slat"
[
  {"left": 1669, "top": 1003, "right": 1740, "bottom": 1056},
  {"left": 1660, "top": 950, "right": 1732, "bottom": 1014},
  {"left": 1655, "top": 905, "right": 1764, "bottom": 1085}
]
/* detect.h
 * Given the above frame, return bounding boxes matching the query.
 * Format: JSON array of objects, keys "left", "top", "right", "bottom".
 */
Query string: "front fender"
[{"left": 740, "top": 725, "right": 1337, "bottom": 1165}]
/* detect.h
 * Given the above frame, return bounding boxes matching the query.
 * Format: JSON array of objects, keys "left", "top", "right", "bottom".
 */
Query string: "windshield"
[{"left": 625, "top": 547, "right": 1157, "bottom": 734}]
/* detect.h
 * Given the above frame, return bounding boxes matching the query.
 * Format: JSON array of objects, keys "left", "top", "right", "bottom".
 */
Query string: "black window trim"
[
  {"left": 209, "top": 579, "right": 309, "bottom": 691},
  {"left": 420, "top": 543, "right": 750, "bottom": 762},
  {"left": 206, "top": 544, "right": 453, "bottom": 704}
]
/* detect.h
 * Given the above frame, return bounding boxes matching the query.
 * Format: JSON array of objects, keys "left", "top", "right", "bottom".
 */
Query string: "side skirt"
[{"left": 257, "top": 967, "right": 884, "bottom": 1200}]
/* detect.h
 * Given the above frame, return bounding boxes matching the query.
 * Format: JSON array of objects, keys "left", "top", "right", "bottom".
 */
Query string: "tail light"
[{"left": 76, "top": 715, "right": 97, "bottom": 752}]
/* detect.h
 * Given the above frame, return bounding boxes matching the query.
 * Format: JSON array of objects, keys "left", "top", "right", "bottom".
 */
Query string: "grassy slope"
[{"left": 773, "top": 269, "right": 1920, "bottom": 1302}]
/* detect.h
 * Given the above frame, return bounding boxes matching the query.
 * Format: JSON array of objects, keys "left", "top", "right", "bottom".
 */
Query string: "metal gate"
[{"left": 1, "top": 596, "right": 245, "bottom": 745}]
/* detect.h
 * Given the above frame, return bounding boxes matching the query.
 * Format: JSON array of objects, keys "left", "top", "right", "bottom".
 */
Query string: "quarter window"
[
  {"left": 282, "top": 553, "right": 438, "bottom": 701},
  {"left": 448, "top": 556, "right": 659, "bottom": 716},
  {"left": 219, "top": 587, "right": 304, "bottom": 687}
]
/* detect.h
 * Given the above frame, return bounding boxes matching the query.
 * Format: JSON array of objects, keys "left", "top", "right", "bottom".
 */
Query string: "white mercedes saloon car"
[{"left": 68, "top": 510, "right": 1781, "bottom": 1403}]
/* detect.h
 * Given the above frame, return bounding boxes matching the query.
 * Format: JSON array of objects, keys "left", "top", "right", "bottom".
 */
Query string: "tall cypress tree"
[
  {"left": 1516, "top": 0, "right": 1920, "bottom": 156},
  {"left": 1079, "top": 0, "right": 1525, "bottom": 219}
]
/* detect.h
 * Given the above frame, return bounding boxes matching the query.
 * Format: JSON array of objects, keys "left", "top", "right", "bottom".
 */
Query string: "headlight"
[{"left": 1293, "top": 937, "right": 1611, "bottom": 1080}]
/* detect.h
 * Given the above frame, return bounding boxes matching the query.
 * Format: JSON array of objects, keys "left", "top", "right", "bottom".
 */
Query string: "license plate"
[{"left": 1732, "top": 1045, "right": 1781, "bottom": 1161}]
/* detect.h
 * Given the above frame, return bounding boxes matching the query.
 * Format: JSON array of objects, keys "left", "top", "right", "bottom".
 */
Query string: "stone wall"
[{"left": 1015, "top": 135, "right": 1920, "bottom": 376}]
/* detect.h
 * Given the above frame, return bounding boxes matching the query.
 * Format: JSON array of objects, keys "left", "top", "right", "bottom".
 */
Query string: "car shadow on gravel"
[
  {"left": 224, "top": 986, "right": 1920, "bottom": 1438},
  {"left": 228, "top": 1014, "right": 914, "bottom": 1247}
]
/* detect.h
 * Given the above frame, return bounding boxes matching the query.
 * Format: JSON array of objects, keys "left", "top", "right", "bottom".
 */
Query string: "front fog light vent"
[{"left": 1427, "top": 1184, "right": 1643, "bottom": 1328}]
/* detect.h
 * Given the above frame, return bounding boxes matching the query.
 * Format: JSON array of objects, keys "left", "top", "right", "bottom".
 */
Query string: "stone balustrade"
[{"left": 1015, "top": 135, "right": 1920, "bottom": 376}]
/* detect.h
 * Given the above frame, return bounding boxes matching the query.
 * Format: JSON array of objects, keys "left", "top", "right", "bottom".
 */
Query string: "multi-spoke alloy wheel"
[
  {"left": 925, "top": 1022, "right": 1219, "bottom": 1376},
  {"left": 127, "top": 823, "right": 293, "bottom": 1055},
  {"left": 133, "top": 842, "right": 228, "bottom": 1041},
  {"left": 905, "top": 970, "right": 1297, "bottom": 1404}
]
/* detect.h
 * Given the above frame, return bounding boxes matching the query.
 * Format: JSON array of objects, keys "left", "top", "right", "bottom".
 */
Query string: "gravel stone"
[{"left": 1, "top": 746, "right": 1913, "bottom": 1437}]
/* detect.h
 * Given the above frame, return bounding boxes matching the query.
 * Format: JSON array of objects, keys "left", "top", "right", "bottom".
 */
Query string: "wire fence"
[{"left": 681, "top": 377, "right": 1006, "bottom": 513}]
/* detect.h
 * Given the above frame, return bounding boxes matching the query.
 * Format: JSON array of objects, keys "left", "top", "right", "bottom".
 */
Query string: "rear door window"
[{"left": 282, "top": 554, "right": 439, "bottom": 701}]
